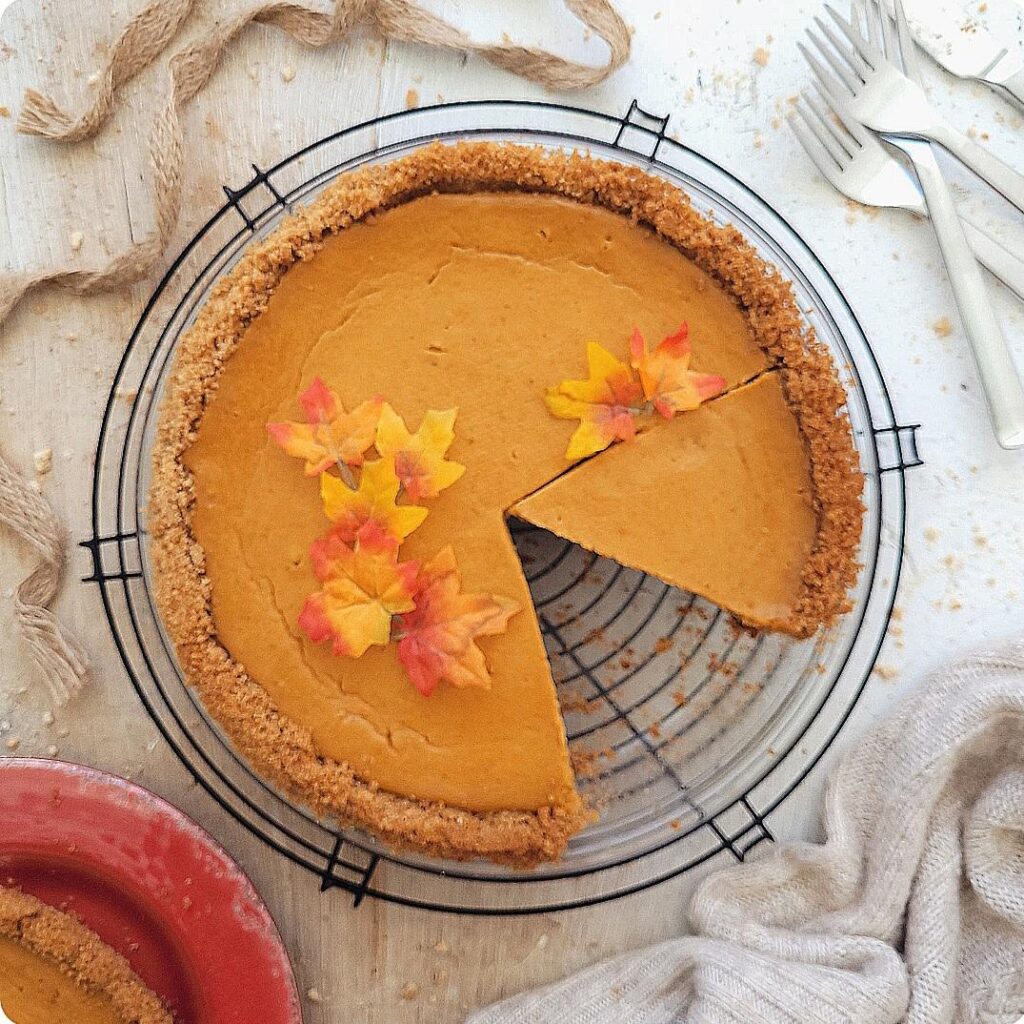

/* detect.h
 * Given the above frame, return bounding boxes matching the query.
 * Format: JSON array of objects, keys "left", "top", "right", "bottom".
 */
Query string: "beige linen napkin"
[{"left": 468, "top": 641, "right": 1024, "bottom": 1024}]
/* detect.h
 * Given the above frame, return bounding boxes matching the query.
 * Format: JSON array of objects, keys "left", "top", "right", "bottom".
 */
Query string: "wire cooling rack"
[{"left": 82, "top": 100, "right": 922, "bottom": 914}]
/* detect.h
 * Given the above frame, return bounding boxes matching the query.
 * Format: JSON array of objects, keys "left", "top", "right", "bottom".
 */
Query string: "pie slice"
[
  {"left": 0, "top": 887, "right": 171, "bottom": 1024},
  {"left": 512, "top": 371, "right": 847, "bottom": 638},
  {"left": 151, "top": 142, "right": 862, "bottom": 866}
]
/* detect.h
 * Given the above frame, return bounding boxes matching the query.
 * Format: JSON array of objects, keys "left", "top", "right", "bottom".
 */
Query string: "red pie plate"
[{"left": 0, "top": 757, "right": 302, "bottom": 1023}]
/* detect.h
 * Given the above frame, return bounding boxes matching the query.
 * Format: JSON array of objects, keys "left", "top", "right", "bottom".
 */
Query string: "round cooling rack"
[{"left": 83, "top": 100, "right": 923, "bottom": 914}]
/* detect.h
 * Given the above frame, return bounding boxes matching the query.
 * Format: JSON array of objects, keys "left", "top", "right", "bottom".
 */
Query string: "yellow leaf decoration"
[
  {"left": 375, "top": 403, "right": 466, "bottom": 501},
  {"left": 299, "top": 522, "right": 418, "bottom": 657},
  {"left": 545, "top": 342, "right": 646, "bottom": 460},
  {"left": 395, "top": 547, "right": 520, "bottom": 696},
  {"left": 267, "top": 376, "right": 382, "bottom": 476},
  {"left": 629, "top": 325, "right": 727, "bottom": 418},
  {"left": 320, "top": 456, "right": 428, "bottom": 544}
]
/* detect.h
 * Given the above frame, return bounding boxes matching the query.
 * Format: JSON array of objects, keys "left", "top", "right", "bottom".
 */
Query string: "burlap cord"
[
  {"left": 0, "top": 0, "right": 630, "bottom": 323},
  {"left": 0, "top": 451, "right": 89, "bottom": 705},
  {"left": 0, "top": 0, "right": 628, "bottom": 703}
]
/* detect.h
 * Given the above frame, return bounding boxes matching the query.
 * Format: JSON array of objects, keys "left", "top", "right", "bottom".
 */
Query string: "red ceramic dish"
[{"left": 0, "top": 758, "right": 302, "bottom": 1024}]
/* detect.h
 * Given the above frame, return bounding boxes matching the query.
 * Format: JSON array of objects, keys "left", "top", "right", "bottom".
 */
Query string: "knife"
[{"left": 901, "top": 1, "right": 1024, "bottom": 109}]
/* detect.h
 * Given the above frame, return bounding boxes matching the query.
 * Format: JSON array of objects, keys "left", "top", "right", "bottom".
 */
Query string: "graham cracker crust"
[
  {"left": 0, "top": 886, "right": 172, "bottom": 1024},
  {"left": 149, "top": 141, "right": 863, "bottom": 866}
]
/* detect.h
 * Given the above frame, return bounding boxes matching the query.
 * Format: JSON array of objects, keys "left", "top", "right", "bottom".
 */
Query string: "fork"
[
  {"left": 790, "top": 86, "right": 1024, "bottom": 303},
  {"left": 802, "top": 2, "right": 1024, "bottom": 215},
  {"left": 806, "top": 0, "right": 1024, "bottom": 449}
]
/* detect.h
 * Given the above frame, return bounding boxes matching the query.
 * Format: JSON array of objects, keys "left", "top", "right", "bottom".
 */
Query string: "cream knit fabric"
[{"left": 469, "top": 641, "right": 1024, "bottom": 1024}]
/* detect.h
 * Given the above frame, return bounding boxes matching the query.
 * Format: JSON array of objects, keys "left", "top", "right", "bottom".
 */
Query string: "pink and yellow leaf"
[
  {"left": 375, "top": 403, "right": 465, "bottom": 501},
  {"left": 320, "top": 457, "right": 428, "bottom": 543},
  {"left": 395, "top": 546, "right": 519, "bottom": 696}
]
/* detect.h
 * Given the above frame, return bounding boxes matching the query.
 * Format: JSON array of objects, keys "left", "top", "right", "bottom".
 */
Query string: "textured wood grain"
[{"left": 1, "top": 1, "right": 1023, "bottom": 1021}]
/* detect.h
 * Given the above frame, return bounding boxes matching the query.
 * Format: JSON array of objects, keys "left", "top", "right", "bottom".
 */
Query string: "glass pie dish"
[{"left": 86, "top": 100, "right": 918, "bottom": 913}]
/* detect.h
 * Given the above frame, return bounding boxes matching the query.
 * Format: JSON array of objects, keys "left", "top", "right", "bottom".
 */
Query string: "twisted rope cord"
[
  {"left": 0, "top": 0, "right": 628, "bottom": 704},
  {"left": 0, "top": 452, "right": 89, "bottom": 705},
  {"left": 0, "top": 0, "right": 629, "bottom": 322}
]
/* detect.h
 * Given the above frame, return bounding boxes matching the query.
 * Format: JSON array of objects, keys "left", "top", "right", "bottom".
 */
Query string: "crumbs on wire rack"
[{"left": 571, "top": 749, "right": 601, "bottom": 779}]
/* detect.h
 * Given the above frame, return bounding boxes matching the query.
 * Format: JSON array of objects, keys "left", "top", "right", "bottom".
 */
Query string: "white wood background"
[{"left": 1, "top": 0, "right": 1023, "bottom": 1021}]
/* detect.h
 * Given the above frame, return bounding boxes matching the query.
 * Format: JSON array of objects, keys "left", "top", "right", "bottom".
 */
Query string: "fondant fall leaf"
[
  {"left": 298, "top": 522, "right": 418, "bottom": 657},
  {"left": 395, "top": 546, "right": 520, "bottom": 697},
  {"left": 267, "top": 377, "right": 382, "bottom": 476},
  {"left": 629, "top": 325, "right": 727, "bottom": 418},
  {"left": 375, "top": 403, "right": 466, "bottom": 501},
  {"left": 545, "top": 342, "right": 646, "bottom": 460},
  {"left": 320, "top": 456, "right": 428, "bottom": 543}
]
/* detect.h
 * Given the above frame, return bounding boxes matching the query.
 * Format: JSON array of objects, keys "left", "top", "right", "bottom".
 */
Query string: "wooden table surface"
[{"left": 1, "top": 1, "right": 1023, "bottom": 1020}]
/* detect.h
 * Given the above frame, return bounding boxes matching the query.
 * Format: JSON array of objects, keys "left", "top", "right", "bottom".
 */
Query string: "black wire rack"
[{"left": 82, "top": 100, "right": 922, "bottom": 915}]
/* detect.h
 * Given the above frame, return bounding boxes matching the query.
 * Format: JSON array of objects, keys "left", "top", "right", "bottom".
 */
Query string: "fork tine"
[
  {"left": 851, "top": 0, "right": 879, "bottom": 51},
  {"left": 802, "top": 89, "right": 857, "bottom": 160},
  {"left": 810, "top": 79, "right": 874, "bottom": 151},
  {"left": 798, "top": 40, "right": 857, "bottom": 102},
  {"left": 822, "top": 6, "right": 877, "bottom": 70},
  {"left": 803, "top": 29, "right": 861, "bottom": 95},
  {"left": 892, "top": 0, "right": 922, "bottom": 84},
  {"left": 815, "top": 14, "right": 870, "bottom": 77},
  {"left": 789, "top": 106, "right": 844, "bottom": 180},
  {"left": 797, "top": 92, "right": 854, "bottom": 165},
  {"left": 873, "top": 0, "right": 898, "bottom": 65}
]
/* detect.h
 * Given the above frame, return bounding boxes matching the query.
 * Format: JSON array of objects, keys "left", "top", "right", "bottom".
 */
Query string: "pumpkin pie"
[
  {"left": 0, "top": 886, "right": 171, "bottom": 1024},
  {"left": 150, "top": 142, "right": 862, "bottom": 866}
]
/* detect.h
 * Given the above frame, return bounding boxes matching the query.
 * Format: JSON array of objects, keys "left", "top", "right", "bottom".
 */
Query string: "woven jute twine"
[{"left": 0, "top": 0, "right": 629, "bottom": 704}]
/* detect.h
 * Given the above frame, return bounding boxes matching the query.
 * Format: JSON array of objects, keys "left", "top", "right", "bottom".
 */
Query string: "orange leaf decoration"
[
  {"left": 395, "top": 547, "right": 520, "bottom": 696},
  {"left": 320, "top": 456, "right": 428, "bottom": 543},
  {"left": 629, "top": 325, "right": 726, "bottom": 418},
  {"left": 298, "top": 521, "right": 418, "bottom": 657},
  {"left": 545, "top": 342, "right": 646, "bottom": 460},
  {"left": 267, "top": 377, "right": 382, "bottom": 476},
  {"left": 375, "top": 404, "right": 466, "bottom": 501}
]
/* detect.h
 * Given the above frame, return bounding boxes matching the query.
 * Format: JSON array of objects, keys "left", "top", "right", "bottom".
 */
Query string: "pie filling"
[
  {"left": 183, "top": 190, "right": 773, "bottom": 815},
  {"left": 153, "top": 144, "right": 863, "bottom": 863}
]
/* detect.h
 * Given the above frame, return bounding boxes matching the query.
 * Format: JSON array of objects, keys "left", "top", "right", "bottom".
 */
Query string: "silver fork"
[
  {"left": 806, "top": 0, "right": 1024, "bottom": 449},
  {"left": 802, "top": 2, "right": 1024, "bottom": 214},
  {"left": 790, "top": 86, "right": 1024, "bottom": 303}
]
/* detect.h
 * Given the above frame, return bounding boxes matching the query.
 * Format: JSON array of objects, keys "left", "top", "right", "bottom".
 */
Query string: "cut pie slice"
[
  {"left": 151, "top": 142, "right": 862, "bottom": 867},
  {"left": 0, "top": 887, "right": 171, "bottom": 1024},
  {"left": 512, "top": 371, "right": 832, "bottom": 638}
]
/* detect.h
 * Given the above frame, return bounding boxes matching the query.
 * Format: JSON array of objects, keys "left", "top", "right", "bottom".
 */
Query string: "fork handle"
[
  {"left": 991, "top": 67, "right": 1024, "bottom": 113},
  {"left": 962, "top": 218, "right": 1024, "bottom": 304},
  {"left": 928, "top": 122, "right": 1024, "bottom": 215},
  {"left": 902, "top": 142, "right": 1024, "bottom": 449}
]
